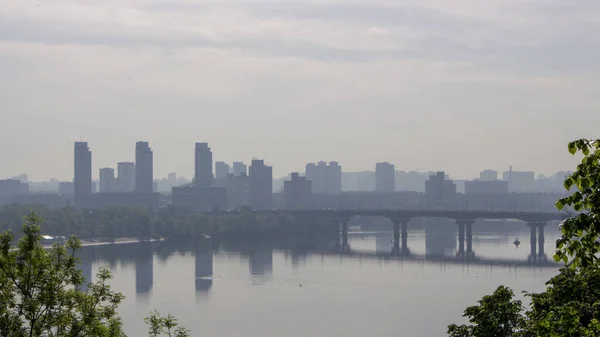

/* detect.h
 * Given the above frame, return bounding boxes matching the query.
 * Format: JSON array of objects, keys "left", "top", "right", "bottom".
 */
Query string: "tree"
[
  {"left": 448, "top": 138, "right": 600, "bottom": 336},
  {"left": 523, "top": 267, "right": 600, "bottom": 337},
  {"left": 447, "top": 286, "right": 524, "bottom": 337},
  {"left": 555, "top": 139, "right": 600, "bottom": 268},
  {"left": 0, "top": 213, "right": 190, "bottom": 337}
]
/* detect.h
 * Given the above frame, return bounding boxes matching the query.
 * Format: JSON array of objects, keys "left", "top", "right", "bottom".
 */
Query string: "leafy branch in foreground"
[
  {"left": 555, "top": 138, "right": 600, "bottom": 268},
  {"left": 0, "top": 212, "right": 190, "bottom": 337}
]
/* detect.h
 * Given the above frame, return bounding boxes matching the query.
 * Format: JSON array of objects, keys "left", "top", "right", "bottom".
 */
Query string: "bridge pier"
[
  {"left": 393, "top": 222, "right": 400, "bottom": 255},
  {"left": 458, "top": 222, "right": 465, "bottom": 256},
  {"left": 538, "top": 222, "right": 546, "bottom": 258},
  {"left": 402, "top": 220, "right": 409, "bottom": 255},
  {"left": 528, "top": 222, "right": 537, "bottom": 259},
  {"left": 392, "top": 219, "right": 410, "bottom": 256},
  {"left": 341, "top": 219, "right": 349, "bottom": 252},
  {"left": 527, "top": 221, "right": 547, "bottom": 262},
  {"left": 456, "top": 219, "right": 475, "bottom": 258}
]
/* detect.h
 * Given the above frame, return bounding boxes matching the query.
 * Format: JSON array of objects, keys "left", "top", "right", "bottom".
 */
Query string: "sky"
[{"left": 1, "top": 0, "right": 598, "bottom": 181}]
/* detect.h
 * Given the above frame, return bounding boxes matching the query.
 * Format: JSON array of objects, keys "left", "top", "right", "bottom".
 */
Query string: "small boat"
[{"left": 513, "top": 237, "right": 521, "bottom": 247}]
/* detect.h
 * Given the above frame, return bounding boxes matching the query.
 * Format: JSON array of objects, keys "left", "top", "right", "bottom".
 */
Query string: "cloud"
[
  {"left": 0, "top": 0, "right": 599, "bottom": 179},
  {"left": 367, "top": 27, "right": 388, "bottom": 36}
]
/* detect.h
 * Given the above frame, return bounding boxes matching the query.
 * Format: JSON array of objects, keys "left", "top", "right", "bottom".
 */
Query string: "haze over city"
[{"left": 1, "top": 0, "right": 598, "bottom": 181}]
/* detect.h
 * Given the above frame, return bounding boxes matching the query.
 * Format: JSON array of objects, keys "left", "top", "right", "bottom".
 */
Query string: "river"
[{"left": 77, "top": 220, "right": 561, "bottom": 337}]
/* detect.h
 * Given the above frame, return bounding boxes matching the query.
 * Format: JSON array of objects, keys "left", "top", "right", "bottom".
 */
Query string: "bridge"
[{"left": 210, "top": 208, "right": 565, "bottom": 263}]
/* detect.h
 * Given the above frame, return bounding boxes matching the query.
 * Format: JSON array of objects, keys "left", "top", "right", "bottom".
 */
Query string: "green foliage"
[
  {"left": 524, "top": 267, "right": 600, "bottom": 337},
  {"left": 447, "top": 286, "right": 524, "bottom": 337},
  {"left": 554, "top": 138, "right": 600, "bottom": 268},
  {"left": 0, "top": 213, "right": 190, "bottom": 337},
  {"left": 145, "top": 310, "right": 190, "bottom": 337},
  {"left": 449, "top": 139, "right": 600, "bottom": 337}
]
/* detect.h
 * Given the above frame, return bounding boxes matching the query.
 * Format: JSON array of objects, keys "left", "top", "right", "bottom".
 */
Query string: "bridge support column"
[
  {"left": 528, "top": 222, "right": 537, "bottom": 260},
  {"left": 538, "top": 222, "right": 546, "bottom": 258},
  {"left": 393, "top": 222, "right": 400, "bottom": 255},
  {"left": 401, "top": 220, "right": 409, "bottom": 255},
  {"left": 457, "top": 222, "right": 465, "bottom": 256},
  {"left": 456, "top": 219, "right": 475, "bottom": 258},
  {"left": 466, "top": 221, "right": 473, "bottom": 255},
  {"left": 341, "top": 219, "right": 349, "bottom": 252}
]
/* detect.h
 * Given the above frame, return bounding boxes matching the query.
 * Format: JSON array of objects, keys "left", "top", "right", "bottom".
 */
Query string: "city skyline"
[
  {"left": 0, "top": 139, "right": 581, "bottom": 182},
  {"left": 1, "top": 1, "right": 597, "bottom": 181}
]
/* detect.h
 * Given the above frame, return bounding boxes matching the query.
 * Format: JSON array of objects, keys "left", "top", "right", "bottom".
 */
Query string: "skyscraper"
[
  {"left": 249, "top": 159, "right": 273, "bottom": 210},
  {"left": 305, "top": 161, "right": 342, "bottom": 194},
  {"left": 215, "top": 162, "right": 230, "bottom": 180},
  {"left": 375, "top": 162, "right": 395, "bottom": 192},
  {"left": 135, "top": 142, "right": 153, "bottom": 193},
  {"left": 99, "top": 168, "right": 115, "bottom": 193},
  {"left": 74, "top": 142, "right": 92, "bottom": 206},
  {"left": 232, "top": 162, "right": 247, "bottom": 176},
  {"left": 117, "top": 162, "right": 136, "bottom": 192},
  {"left": 194, "top": 143, "right": 213, "bottom": 187}
]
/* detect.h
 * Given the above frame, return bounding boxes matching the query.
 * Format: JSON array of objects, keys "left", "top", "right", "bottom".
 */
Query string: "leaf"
[
  {"left": 564, "top": 178, "right": 574, "bottom": 190},
  {"left": 556, "top": 200, "right": 565, "bottom": 211},
  {"left": 569, "top": 141, "right": 577, "bottom": 155},
  {"left": 553, "top": 252, "right": 562, "bottom": 262}
]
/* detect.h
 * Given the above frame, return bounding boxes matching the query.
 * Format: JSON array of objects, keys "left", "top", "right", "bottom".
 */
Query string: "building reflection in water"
[
  {"left": 249, "top": 250, "right": 273, "bottom": 284},
  {"left": 425, "top": 219, "right": 457, "bottom": 257},
  {"left": 77, "top": 246, "right": 94, "bottom": 293},
  {"left": 135, "top": 243, "right": 154, "bottom": 298},
  {"left": 285, "top": 251, "right": 307, "bottom": 270},
  {"left": 195, "top": 239, "right": 213, "bottom": 294}
]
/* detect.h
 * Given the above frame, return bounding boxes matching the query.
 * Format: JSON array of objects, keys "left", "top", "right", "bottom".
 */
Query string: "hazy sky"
[{"left": 1, "top": 0, "right": 598, "bottom": 181}]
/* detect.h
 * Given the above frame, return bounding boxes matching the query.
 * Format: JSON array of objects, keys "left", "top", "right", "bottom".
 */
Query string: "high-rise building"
[
  {"left": 215, "top": 162, "right": 230, "bottom": 180},
  {"left": 74, "top": 142, "right": 92, "bottom": 206},
  {"left": 99, "top": 168, "right": 115, "bottom": 193},
  {"left": 375, "top": 162, "right": 395, "bottom": 192},
  {"left": 135, "top": 142, "right": 153, "bottom": 193},
  {"left": 305, "top": 161, "right": 342, "bottom": 195},
  {"left": 117, "top": 162, "right": 136, "bottom": 192},
  {"left": 249, "top": 159, "right": 273, "bottom": 210},
  {"left": 424, "top": 171, "right": 456, "bottom": 206},
  {"left": 284, "top": 172, "right": 312, "bottom": 209},
  {"left": 195, "top": 143, "right": 213, "bottom": 187},
  {"left": 480, "top": 170, "right": 498, "bottom": 181},
  {"left": 502, "top": 168, "right": 535, "bottom": 193},
  {"left": 232, "top": 162, "right": 247, "bottom": 177}
]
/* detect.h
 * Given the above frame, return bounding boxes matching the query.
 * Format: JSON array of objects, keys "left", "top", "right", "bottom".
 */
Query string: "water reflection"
[
  {"left": 76, "top": 247, "right": 93, "bottom": 292},
  {"left": 194, "top": 240, "right": 213, "bottom": 294},
  {"left": 71, "top": 223, "right": 562, "bottom": 337},
  {"left": 135, "top": 243, "right": 153, "bottom": 298},
  {"left": 249, "top": 250, "right": 273, "bottom": 284}
]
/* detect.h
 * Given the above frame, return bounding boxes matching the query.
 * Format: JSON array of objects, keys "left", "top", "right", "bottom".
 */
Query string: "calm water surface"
[{"left": 78, "top": 224, "right": 560, "bottom": 337}]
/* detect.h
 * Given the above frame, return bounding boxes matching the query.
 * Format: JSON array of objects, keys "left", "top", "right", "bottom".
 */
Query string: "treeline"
[{"left": 0, "top": 204, "right": 338, "bottom": 240}]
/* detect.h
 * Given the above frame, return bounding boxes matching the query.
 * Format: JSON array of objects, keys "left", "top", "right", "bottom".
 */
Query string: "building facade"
[
  {"left": 135, "top": 142, "right": 153, "bottom": 193},
  {"left": 424, "top": 171, "right": 457, "bottom": 207},
  {"left": 464, "top": 180, "right": 509, "bottom": 195},
  {"left": 74, "top": 142, "right": 92, "bottom": 206},
  {"left": 249, "top": 159, "right": 273, "bottom": 210},
  {"left": 117, "top": 162, "right": 136, "bottom": 192},
  {"left": 284, "top": 172, "right": 312, "bottom": 209},
  {"left": 195, "top": 143, "right": 213, "bottom": 187},
  {"left": 99, "top": 168, "right": 115, "bottom": 193},
  {"left": 305, "top": 161, "right": 342, "bottom": 195},
  {"left": 375, "top": 162, "right": 395, "bottom": 192},
  {"left": 232, "top": 162, "right": 247, "bottom": 177}
]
